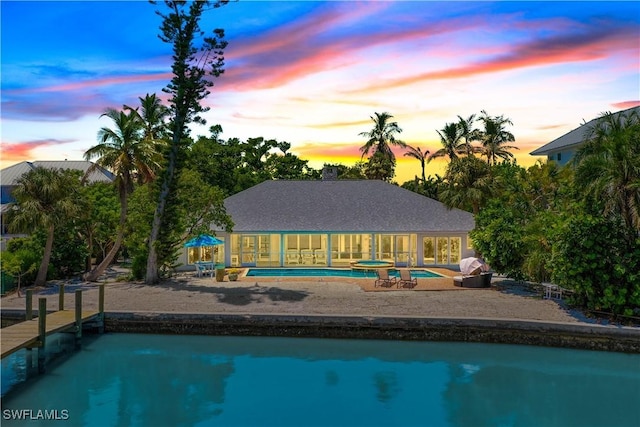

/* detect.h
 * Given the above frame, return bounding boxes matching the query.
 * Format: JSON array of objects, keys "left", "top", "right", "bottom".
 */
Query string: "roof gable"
[
  {"left": 223, "top": 180, "right": 474, "bottom": 233},
  {"left": 530, "top": 106, "right": 639, "bottom": 156},
  {"left": 1, "top": 160, "right": 115, "bottom": 186}
]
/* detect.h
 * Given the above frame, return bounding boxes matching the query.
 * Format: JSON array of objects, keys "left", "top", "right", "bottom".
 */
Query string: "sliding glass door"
[{"left": 241, "top": 235, "right": 256, "bottom": 266}]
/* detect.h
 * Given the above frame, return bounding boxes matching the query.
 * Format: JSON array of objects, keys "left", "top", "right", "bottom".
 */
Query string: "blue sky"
[{"left": 2, "top": 1, "right": 639, "bottom": 182}]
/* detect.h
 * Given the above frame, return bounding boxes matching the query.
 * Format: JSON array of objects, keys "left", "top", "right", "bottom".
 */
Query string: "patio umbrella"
[
  {"left": 460, "top": 257, "right": 488, "bottom": 275},
  {"left": 184, "top": 234, "right": 224, "bottom": 248}
]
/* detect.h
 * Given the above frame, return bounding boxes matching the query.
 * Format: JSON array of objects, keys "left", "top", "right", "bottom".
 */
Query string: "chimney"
[{"left": 321, "top": 166, "right": 338, "bottom": 181}]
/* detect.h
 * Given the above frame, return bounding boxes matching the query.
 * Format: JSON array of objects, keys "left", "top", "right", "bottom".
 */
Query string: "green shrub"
[{"left": 551, "top": 214, "right": 640, "bottom": 315}]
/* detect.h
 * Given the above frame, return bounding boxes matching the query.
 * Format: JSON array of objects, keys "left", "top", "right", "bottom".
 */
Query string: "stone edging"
[
  {"left": 103, "top": 311, "right": 640, "bottom": 353},
  {"left": 3, "top": 310, "right": 638, "bottom": 353}
]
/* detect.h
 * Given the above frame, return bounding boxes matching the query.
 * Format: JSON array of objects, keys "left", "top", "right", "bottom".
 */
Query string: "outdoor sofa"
[{"left": 453, "top": 272, "right": 493, "bottom": 288}]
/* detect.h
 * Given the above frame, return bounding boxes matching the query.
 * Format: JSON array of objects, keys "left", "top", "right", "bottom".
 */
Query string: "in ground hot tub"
[{"left": 350, "top": 260, "right": 395, "bottom": 270}]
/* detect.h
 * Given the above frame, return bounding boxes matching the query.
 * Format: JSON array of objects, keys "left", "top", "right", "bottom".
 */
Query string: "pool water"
[
  {"left": 246, "top": 268, "right": 442, "bottom": 278},
  {"left": 2, "top": 334, "right": 639, "bottom": 426}
]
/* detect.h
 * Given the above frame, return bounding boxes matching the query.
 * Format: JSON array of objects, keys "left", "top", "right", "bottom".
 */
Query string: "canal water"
[{"left": 2, "top": 333, "right": 639, "bottom": 426}]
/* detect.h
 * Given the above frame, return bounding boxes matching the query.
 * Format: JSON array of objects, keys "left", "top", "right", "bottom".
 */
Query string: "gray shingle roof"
[
  {"left": 530, "top": 106, "right": 639, "bottom": 156},
  {"left": 1, "top": 160, "right": 115, "bottom": 186},
  {"left": 222, "top": 180, "right": 475, "bottom": 233}
]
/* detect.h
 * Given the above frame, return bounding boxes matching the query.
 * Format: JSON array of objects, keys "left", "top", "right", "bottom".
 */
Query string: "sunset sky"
[{"left": 2, "top": 1, "right": 639, "bottom": 183}]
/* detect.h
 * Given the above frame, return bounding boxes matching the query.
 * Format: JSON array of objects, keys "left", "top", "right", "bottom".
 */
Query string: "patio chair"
[
  {"left": 397, "top": 269, "right": 417, "bottom": 288},
  {"left": 314, "top": 249, "right": 326, "bottom": 265},
  {"left": 195, "top": 262, "right": 214, "bottom": 278},
  {"left": 375, "top": 269, "right": 397, "bottom": 288},
  {"left": 301, "top": 249, "right": 314, "bottom": 265},
  {"left": 542, "top": 283, "right": 563, "bottom": 300},
  {"left": 286, "top": 250, "right": 300, "bottom": 265}
]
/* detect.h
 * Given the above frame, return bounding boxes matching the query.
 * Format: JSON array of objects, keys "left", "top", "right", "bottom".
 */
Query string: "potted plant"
[
  {"left": 215, "top": 264, "right": 225, "bottom": 282},
  {"left": 228, "top": 268, "right": 240, "bottom": 281}
]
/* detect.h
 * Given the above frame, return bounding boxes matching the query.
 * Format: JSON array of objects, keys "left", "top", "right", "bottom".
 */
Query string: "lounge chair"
[
  {"left": 397, "top": 269, "right": 417, "bottom": 288},
  {"left": 453, "top": 272, "right": 492, "bottom": 288},
  {"left": 375, "top": 269, "right": 397, "bottom": 288}
]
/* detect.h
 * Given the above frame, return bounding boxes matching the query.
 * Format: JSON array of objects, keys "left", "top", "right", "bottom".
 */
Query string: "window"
[
  {"left": 257, "top": 234, "right": 278, "bottom": 266},
  {"left": 423, "top": 237, "right": 435, "bottom": 264},
  {"left": 187, "top": 241, "right": 224, "bottom": 264},
  {"left": 330, "top": 234, "right": 371, "bottom": 265},
  {"left": 376, "top": 235, "right": 393, "bottom": 260},
  {"left": 449, "top": 237, "right": 461, "bottom": 264},
  {"left": 427, "top": 236, "right": 462, "bottom": 265},
  {"left": 436, "top": 237, "right": 449, "bottom": 265},
  {"left": 285, "top": 234, "right": 328, "bottom": 265}
]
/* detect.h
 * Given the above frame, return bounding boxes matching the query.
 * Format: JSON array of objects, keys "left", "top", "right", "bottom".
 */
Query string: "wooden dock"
[{"left": 1, "top": 284, "right": 104, "bottom": 371}]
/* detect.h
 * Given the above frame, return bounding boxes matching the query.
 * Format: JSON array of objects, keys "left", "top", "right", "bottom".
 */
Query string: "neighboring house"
[
  {"left": 0, "top": 160, "right": 115, "bottom": 249},
  {"left": 180, "top": 171, "right": 476, "bottom": 268},
  {"left": 530, "top": 106, "right": 639, "bottom": 165}
]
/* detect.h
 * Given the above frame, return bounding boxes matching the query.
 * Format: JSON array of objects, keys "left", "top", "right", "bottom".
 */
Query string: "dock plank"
[{"left": 1, "top": 310, "right": 99, "bottom": 359}]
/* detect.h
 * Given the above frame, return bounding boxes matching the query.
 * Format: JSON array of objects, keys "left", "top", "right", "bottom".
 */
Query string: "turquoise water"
[
  {"left": 246, "top": 268, "right": 441, "bottom": 278},
  {"left": 2, "top": 334, "right": 639, "bottom": 426}
]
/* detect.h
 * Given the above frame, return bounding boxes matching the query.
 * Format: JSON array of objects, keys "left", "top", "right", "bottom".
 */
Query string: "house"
[
  {"left": 1, "top": 160, "right": 115, "bottom": 249},
  {"left": 530, "top": 106, "right": 639, "bottom": 165},
  {"left": 180, "top": 173, "right": 476, "bottom": 268}
]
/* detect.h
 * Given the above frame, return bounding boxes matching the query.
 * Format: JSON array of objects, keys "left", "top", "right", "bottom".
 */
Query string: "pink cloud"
[
  {"left": 3, "top": 74, "right": 171, "bottom": 121},
  {"left": 349, "top": 21, "right": 638, "bottom": 93},
  {"left": 217, "top": 7, "right": 483, "bottom": 93},
  {"left": 611, "top": 100, "right": 640, "bottom": 110},
  {"left": 1, "top": 139, "right": 71, "bottom": 161},
  {"left": 3, "top": 91, "right": 122, "bottom": 121},
  {"left": 7, "top": 72, "right": 172, "bottom": 95}
]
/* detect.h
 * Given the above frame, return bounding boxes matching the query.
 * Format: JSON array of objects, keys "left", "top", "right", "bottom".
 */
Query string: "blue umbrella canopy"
[{"left": 184, "top": 234, "right": 224, "bottom": 247}]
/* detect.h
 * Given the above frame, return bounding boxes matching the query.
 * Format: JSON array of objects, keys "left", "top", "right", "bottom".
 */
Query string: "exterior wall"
[
  {"left": 177, "top": 232, "right": 475, "bottom": 269},
  {"left": 176, "top": 235, "right": 227, "bottom": 271},
  {"left": 546, "top": 148, "right": 576, "bottom": 166}
]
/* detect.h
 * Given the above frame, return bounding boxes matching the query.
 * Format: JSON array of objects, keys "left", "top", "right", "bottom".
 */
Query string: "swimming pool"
[
  {"left": 245, "top": 267, "right": 442, "bottom": 278},
  {"left": 2, "top": 334, "right": 638, "bottom": 426}
]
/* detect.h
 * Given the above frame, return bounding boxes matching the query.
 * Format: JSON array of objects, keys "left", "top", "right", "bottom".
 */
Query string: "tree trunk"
[
  {"left": 83, "top": 191, "right": 127, "bottom": 282},
  {"left": 34, "top": 224, "right": 55, "bottom": 287},
  {"left": 145, "top": 198, "right": 164, "bottom": 284},
  {"left": 145, "top": 137, "right": 180, "bottom": 284},
  {"left": 472, "top": 202, "right": 480, "bottom": 216},
  {"left": 85, "top": 228, "right": 94, "bottom": 273},
  {"left": 145, "top": 1, "right": 225, "bottom": 283}
]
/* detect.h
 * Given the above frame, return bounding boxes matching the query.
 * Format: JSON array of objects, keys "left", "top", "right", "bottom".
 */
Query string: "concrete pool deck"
[{"left": 2, "top": 268, "right": 639, "bottom": 352}]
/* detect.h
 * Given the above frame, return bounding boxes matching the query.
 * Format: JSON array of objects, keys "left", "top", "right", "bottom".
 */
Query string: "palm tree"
[
  {"left": 429, "top": 122, "right": 465, "bottom": 162},
  {"left": 457, "top": 114, "right": 482, "bottom": 156},
  {"left": 439, "top": 156, "right": 493, "bottom": 215},
  {"left": 359, "top": 112, "right": 406, "bottom": 162},
  {"left": 403, "top": 145, "right": 430, "bottom": 183},
  {"left": 8, "top": 167, "right": 81, "bottom": 286},
  {"left": 126, "top": 93, "right": 170, "bottom": 147},
  {"left": 478, "top": 110, "right": 517, "bottom": 165},
  {"left": 83, "top": 107, "right": 164, "bottom": 281},
  {"left": 573, "top": 109, "right": 640, "bottom": 233}
]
